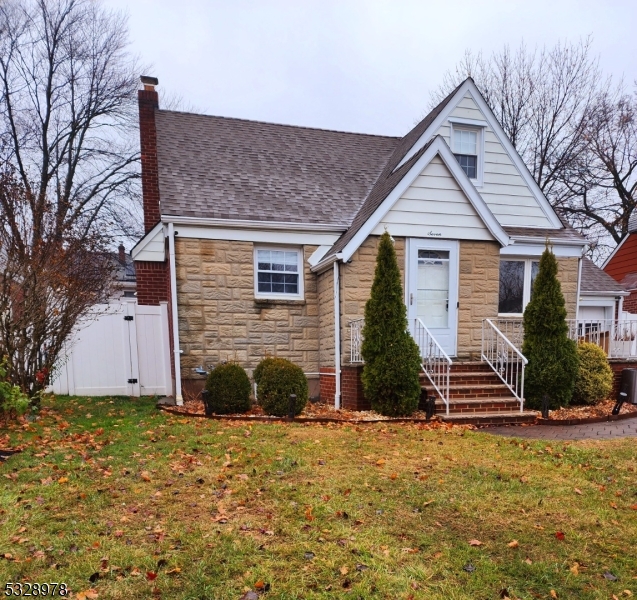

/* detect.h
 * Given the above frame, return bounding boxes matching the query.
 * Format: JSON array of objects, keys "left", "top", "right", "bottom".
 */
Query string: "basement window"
[{"left": 254, "top": 247, "right": 304, "bottom": 299}]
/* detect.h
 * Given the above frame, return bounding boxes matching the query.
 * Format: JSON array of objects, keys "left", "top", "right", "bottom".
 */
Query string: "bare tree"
[
  {"left": 0, "top": 0, "right": 142, "bottom": 246},
  {"left": 0, "top": 167, "right": 114, "bottom": 397},
  {"left": 0, "top": 0, "right": 140, "bottom": 395},
  {"left": 433, "top": 38, "right": 602, "bottom": 203}
]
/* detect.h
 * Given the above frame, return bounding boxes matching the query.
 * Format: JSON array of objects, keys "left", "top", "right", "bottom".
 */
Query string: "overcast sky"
[{"left": 105, "top": 0, "right": 636, "bottom": 137}]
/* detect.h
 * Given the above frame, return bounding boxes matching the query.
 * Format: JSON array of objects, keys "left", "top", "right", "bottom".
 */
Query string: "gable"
[
  {"left": 434, "top": 92, "right": 553, "bottom": 228},
  {"left": 372, "top": 155, "right": 494, "bottom": 241},
  {"left": 132, "top": 223, "right": 165, "bottom": 262}
]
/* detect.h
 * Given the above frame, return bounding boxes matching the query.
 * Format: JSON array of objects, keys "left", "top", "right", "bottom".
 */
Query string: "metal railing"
[
  {"left": 413, "top": 318, "right": 452, "bottom": 415},
  {"left": 481, "top": 319, "right": 527, "bottom": 411},
  {"left": 491, "top": 316, "right": 637, "bottom": 359},
  {"left": 349, "top": 318, "right": 364, "bottom": 363},
  {"left": 566, "top": 318, "right": 637, "bottom": 359}
]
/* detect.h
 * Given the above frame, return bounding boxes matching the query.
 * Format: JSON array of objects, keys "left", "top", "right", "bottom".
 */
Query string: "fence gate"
[{"left": 52, "top": 301, "right": 172, "bottom": 397}]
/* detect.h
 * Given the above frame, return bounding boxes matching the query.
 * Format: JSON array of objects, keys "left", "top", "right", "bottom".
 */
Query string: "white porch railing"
[
  {"left": 413, "top": 318, "right": 452, "bottom": 415},
  {"left": 491, "top": 316, "right": 637, "bottom": 359},
  {"left": 481, "top": 319, "right": 527, "bottom": 410},
  {"left": 567, "top": 318, "right": 637, "bottom": 359},
  {"left": 349, "top": 318, "right": 364, "bottom": 363}
]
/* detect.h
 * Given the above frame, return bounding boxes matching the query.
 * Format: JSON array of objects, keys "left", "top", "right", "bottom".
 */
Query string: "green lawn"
[{"left": 0, "top": 395, "right": 636, "bottom": 599}]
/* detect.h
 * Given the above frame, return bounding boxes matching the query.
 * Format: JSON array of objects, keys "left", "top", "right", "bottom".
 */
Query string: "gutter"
[
  {"left": 575, "top": 256, "right": 583, "bottom": 319},
  {"left": 161, "top": 215, "right": 346, "bottom": 233},
  {"left": 167, "top": 223, "right": 183, "bottom": 405},
  {"left": 311, "top": 252, "right": 344, "bottom": 274}
]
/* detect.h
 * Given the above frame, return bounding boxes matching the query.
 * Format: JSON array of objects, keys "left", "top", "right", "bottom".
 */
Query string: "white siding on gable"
[
  {"left": 372, "top": 156, "right": 494, "bottom": 241},
  {"left": 132, "top": 226, "right": 165, "bottom": 262},
  {"left": 437, "top": 93, "right": 553, "bottom": 228}
]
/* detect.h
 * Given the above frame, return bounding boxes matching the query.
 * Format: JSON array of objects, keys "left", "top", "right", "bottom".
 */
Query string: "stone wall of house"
[
  {"left": 317, "top": 267, "right": 335, "bottom": 367},
  {"left": 556, "top": 256, "right": 579, "bottom": 319},
  {"left": 457, "top": 241, "right": 501, "bottom": 358},
  {"left": 175, "top": 239, "right": 320, "bottom": 382},
  {"left": 340, "top": 235, "right": 406, "bottom": 365}
]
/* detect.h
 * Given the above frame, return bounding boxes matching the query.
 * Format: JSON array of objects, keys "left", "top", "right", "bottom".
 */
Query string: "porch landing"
[{"left": 420, "top": 361, "right": 537, "bottom": 425}]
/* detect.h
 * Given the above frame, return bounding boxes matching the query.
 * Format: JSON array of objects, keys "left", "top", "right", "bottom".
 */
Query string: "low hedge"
[
  {"left": 255, "top": 357, "right": 308, "bottom": 417},
  {"left": 204, "top": 362, "right": 252, "bottom": 415},
  {"left": 572, "top": 342, "right": 613, "bottom": 405}
]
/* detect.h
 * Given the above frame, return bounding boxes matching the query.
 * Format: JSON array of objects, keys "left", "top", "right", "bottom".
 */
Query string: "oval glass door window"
[{"left": 417, "top": 250, "right": 449, "bottom": 328}]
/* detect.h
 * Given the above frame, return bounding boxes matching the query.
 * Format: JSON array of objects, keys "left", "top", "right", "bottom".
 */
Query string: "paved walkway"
[{"left": 487, "top": 419, "right": 637, "bottom": 440}]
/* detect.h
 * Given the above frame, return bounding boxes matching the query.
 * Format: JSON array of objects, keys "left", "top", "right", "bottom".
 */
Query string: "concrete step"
[{"left": 440, "top": 411, "right": 537, "bottom": 426}]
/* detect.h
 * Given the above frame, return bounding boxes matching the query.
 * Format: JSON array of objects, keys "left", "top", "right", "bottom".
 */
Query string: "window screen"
[{"left": 256, "top": 249, "right": 300, "bottom": 295}]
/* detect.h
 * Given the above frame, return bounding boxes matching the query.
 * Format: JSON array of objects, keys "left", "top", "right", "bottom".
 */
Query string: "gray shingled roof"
[
  {"left": 580, "top": 257, "right": 627, "bottom": 294},
  {"left": 155, "top": 112, "right": 399, "bottom": 225},
  {"left": 503, "top": 225, "right": 586, "bottom": 244}
]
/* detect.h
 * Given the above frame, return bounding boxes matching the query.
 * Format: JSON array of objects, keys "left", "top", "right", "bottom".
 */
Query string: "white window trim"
[
  {"left": 450, "top": 122, "right": 485, "bottom": 187},
  {"left": 498, "top": 257, "right": 540, "bottom": 317},
  {"left": 254, "top": 246, "right": 304, "bottom": 300}
]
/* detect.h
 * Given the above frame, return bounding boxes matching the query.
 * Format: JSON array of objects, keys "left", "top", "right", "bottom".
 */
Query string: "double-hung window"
[
  {"left": 254, "top": 247, "right": 303, "bottom": 299},
  {"left": 453, "top": 128, "right": 479, "bottom": 180},
  {"left": 498, "top": 258, "right": 540, "bottom": 314}
]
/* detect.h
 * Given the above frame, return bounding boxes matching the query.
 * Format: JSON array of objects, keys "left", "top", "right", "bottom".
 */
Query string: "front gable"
[
  {"left": 372, "top": 155, "right": 495, "bottom": 241},
  {"left": 394, "top": 80, "right": 562, "bottom": 230}
]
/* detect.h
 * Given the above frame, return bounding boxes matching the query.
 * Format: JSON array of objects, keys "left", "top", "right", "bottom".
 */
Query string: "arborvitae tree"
[
  {"left": 522, "top": 246, "right": 579, "bottom": 410},
  {"left": 361, "top": 232, "right": 422, "bottom": 416}
]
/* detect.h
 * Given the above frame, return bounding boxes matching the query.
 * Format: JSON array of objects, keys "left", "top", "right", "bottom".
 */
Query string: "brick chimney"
[
  {"left": 138, "top": 75, "right": 161, "bottom": 233},
  {"left": 118, "top": 243, "right": 126, "bottom": 265}
]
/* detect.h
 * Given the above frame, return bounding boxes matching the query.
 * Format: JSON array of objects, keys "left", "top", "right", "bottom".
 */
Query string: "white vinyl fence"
[{"left": 52, "top": 301, "right": 172, "bottom": 397}]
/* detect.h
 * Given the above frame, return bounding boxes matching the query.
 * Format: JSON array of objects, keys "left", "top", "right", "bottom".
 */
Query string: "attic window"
[{"left": 453, "top": 128, "right": 478, "bottom": 179}]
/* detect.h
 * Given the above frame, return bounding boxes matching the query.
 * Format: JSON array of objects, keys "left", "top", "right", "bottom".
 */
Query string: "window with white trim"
[
  {"left": 254, "top": 247, "right": 303, "bottom": 299},
  {"left": 498, "top": 258, "right": 540, "bottom": 314},
  {"left": 451, "top": 125, "right": 483, "bottom": 183}
]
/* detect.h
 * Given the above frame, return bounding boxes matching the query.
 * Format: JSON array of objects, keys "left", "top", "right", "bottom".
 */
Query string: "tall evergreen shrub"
[
  {"left": 522, "top": 246, "right": 578, "bottom": 410},
  {"left": 361, "top": 232, "right": 422, "bottom": 416}
]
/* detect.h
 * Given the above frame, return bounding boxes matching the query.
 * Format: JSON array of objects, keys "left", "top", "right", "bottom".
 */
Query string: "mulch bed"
[
  {"left": 537, "top": 399, "right": 637, "bottom": 426},
  {"left": 161, "top": 399, "right": 471, "bottom": 428}
]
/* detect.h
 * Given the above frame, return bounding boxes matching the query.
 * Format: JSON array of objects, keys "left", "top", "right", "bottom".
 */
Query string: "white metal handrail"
[
  {"left": 481, "top": 318, "right": 527, "bottom": 411},
  {"left": 349, "top": 318, "right": 364, "bottom": 363},
  {"left": 413, "top": 318, "right": 452, "bottom": 415}
]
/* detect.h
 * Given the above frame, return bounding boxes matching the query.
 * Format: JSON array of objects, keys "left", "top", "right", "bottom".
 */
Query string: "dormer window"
[{"left": 453, "top": 128, "right": 478, "bottom": 179}]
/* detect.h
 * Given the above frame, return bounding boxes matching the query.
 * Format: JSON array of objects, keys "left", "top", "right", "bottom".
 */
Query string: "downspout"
[
  {"left": 168, "top": 222, "right": 183, "bottom": 405},
  {"left": 333, "top": 261, "right": 341, "bottom": 409}
]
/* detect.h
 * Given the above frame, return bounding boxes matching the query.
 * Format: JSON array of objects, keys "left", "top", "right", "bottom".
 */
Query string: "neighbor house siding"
[
  {"left": 372, "top": 156, "right": 494, "bottom": 241},
  {"left": 605, "top": 234, "right": 637, "bottom": 282},
  {"left": 174, "top": 239, "right": 320, "bottom": 379},
  {"left": 340, "top": 235, "right": 405, "bottom": 365},
  {"left": 436, "top": 93, "right": 553, "bottom": 228}
]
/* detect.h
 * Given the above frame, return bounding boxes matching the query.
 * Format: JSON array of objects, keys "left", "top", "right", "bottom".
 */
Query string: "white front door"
[{"left": 408, "top": 239, "right": 459, "bottom": 357}]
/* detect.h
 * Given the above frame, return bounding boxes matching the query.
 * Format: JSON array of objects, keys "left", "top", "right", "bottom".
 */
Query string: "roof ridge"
[{"left": 156, "top": 109, "right": 402, "bottom": 140}]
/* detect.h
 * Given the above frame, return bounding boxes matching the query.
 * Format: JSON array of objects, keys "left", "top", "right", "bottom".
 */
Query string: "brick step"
[
  {"left": 436, "top": 398, "right": 520, "bottom": 412},
  {"left": 448, "top": 361, "right": 493, "bottom": 373},
  {"left": 420, "top": 372, "right": 504, "bottom": 386},
  {"left": 440, "top": 411, "right": 537, "bottom": 426},
  {"left": 422, "top": 383, "right": 512, "bottom": 399}
]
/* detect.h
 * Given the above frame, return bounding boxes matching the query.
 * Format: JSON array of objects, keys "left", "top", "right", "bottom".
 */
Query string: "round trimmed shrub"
[
  {"left": 204, "top": 362, "right": 252, "bottom": 414},
  {"left": 253, "top": 356, "right": 279, "bottom": 386},
  {"left": 256, "top": 357, "right": 308, "bottom": 417},
  {"left": 572, "top": 342, "right": 613, "bottom": 405}
]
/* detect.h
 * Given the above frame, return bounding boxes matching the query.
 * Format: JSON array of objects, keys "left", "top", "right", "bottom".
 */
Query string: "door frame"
[{"left": 406, "top": 238, "right": 460, "bottom": 357}]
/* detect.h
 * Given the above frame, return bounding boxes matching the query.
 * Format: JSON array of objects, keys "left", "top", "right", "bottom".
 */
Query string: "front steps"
[{"left": 420, "top": 361, "right": 537, "bottom": 426}]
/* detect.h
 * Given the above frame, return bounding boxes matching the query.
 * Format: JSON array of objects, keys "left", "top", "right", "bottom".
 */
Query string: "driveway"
[{"left": 486, "top": 419, "right": 637, "bottom": 440}]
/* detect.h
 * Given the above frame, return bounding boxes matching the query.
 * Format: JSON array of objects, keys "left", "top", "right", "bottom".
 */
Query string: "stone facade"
[
  {"left": 340, "top": 235, "right": 406, "bottom": 365},
  {"left": 556, "top": 257, "right": 579, "bottom": 319},
  {"left": 457, "top": 241, "right": 501, "bottom": 358},
  {"left": 175, "top": 239, "right": 320, "bottom": 380}
]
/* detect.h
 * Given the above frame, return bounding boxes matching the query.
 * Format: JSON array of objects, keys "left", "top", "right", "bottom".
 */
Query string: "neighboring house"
[
  {"left": 578, "top": 257, "right": 629, "bottom": 322},
  {"left": 133, "top": 75, "right": 596, "bottom": 421},
  {"left": 112, "top": 244, "right": 137, "bottom": 300},
  {"left": 603, "top": 214, "right": 637, "bottom": 314}
]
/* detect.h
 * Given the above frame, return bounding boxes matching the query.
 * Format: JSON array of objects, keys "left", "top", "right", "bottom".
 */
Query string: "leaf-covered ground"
[{"left": 0, "top": 395, "right": 636, "bottom": 599}]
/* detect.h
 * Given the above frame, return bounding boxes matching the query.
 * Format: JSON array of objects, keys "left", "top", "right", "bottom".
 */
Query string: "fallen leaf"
[
  {"left": 141, "top": 471, "right": 151, "bottom": 482},
  {"left": 623, "top": 590, "right": 633, "bottom": 597},
  {"left": 570, "top": 563, "right": 579, "bottom": 575},
  {"left": 432, "top": 551, "right": 443, "bottom": 559},
  {"left": 390, "top": 473, "right": 397, "bottom": 480},
  {"left": 550, "top": 591, "right": 557, "bottom": 599},
  {"left": 524, "top": 558, "right": 532, "bottom": 565},
  {"left": 574, "top": 488, "right": 582, "bottom": 495},
  {"left": 630, "top": 504, "right": 637, "bottom": 510},
  {"left": 604, "top": 571, "right": 619, "bottom": 581},
  {"left": 76, "top": 590, "right": 99, "bottom": 600},
  {"left": 463, "top": 563, "right": 476, "bottom": 572},
  {"left": 166, "top": 567, "right": 181, "bottom": 575},
  {"left": 376, "top": 459, "right": 386, "bottom": 466},
  {"left": 305, "top": 506, "right": 315, "bottom": 521},
  {"left": 507, "top": 540, "right": 519, "bottom": 548},
  {"left": 340, "top": 566, "right": 349, "bottom": 575},
  {"left": 468, "top": 539, "right": 483, "bottom": 546},
  {"left": 146, "top": 571, "right": 157, "bottom": 581},
  {"left": 555, "top": 531, "right": 565, "bottom": 541},
  {"left": 611, "top": 502, "right": 618, "bottom": 510},
  {"left": 58, "top": 477, "right": 68, "bottom": 484}
]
